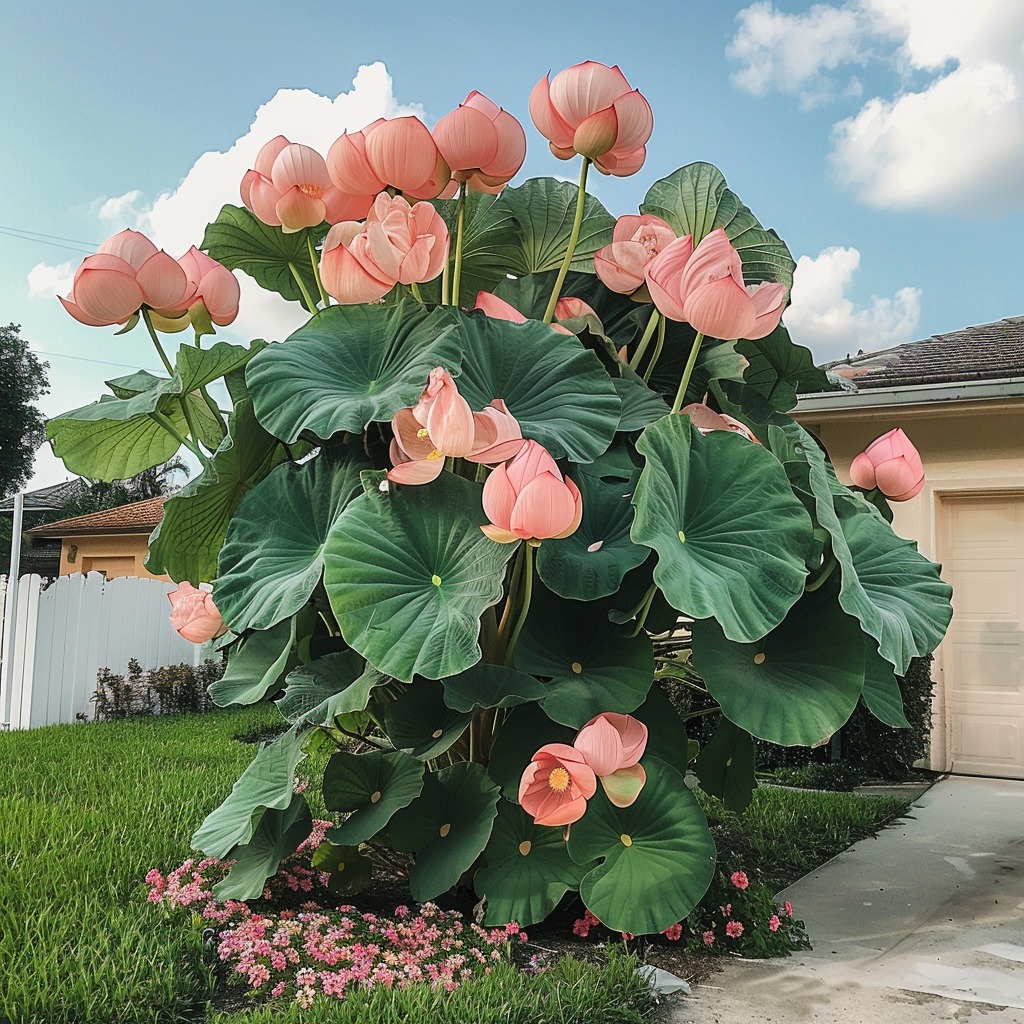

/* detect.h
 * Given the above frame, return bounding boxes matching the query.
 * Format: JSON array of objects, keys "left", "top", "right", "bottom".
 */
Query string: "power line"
[{"left": 0, "top": 225, "right": 97, "bottom": 255}]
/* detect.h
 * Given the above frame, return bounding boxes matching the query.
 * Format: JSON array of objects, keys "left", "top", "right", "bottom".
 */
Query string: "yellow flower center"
[
  {"left": 299, "top": 183, "right": 327, "bottom": 198},
  {"left": 417, "top": 427, "right": 430, "bottom": 440},
  {"left": 427, "top": 449, "right": 444, "bottom": 460},
  {"left": 548, "top": 766, "right": 571, "bottom": 793}
]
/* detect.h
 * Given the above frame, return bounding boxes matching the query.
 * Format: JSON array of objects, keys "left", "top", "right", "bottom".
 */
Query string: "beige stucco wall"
[
  {"left": 58, "top": 532, "right": 171, "bottom": 582},
  {"left": 794, "top": 397, "right": 1024, "bottom": 773}
]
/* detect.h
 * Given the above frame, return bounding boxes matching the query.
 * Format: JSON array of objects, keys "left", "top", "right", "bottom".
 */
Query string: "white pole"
[{"left": 1, "top": 492, "right": 24, "bottom": 729}]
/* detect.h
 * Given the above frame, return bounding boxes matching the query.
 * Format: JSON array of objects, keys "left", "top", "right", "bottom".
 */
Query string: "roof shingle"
[{"left": 28, "top": 496, "right": 167, "bottom": 536}]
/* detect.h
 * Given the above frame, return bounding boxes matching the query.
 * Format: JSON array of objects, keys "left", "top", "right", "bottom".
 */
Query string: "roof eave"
[{"left": 796, "top": 376, "right": 1024, "bottom": 413}]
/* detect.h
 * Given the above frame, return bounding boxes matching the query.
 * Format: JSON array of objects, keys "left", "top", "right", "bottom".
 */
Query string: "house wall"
[
  {"left": 58, "top": 532, "right": 170, "bottom": 582},
  {"left": 795, "top": 398, "right": 1024, "bottom": 777}
]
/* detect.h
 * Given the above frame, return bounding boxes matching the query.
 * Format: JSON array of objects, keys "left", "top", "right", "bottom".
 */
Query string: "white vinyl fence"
[{"left": 0, "top": 572, "right": 201, "bottom": 730}]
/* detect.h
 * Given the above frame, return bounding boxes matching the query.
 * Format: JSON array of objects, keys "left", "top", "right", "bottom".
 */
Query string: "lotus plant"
[{"left": 48, "top": 58, "right": 953, "bottom": 941}]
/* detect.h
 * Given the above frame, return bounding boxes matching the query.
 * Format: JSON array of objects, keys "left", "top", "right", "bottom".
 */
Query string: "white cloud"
[
  {"left": 30, "top": 62, "right": 424, "bottom": 343},
  {"left": 27, "top": 260, "right": 74, "bottom": 298},
  {"left": 785, "top": 246, "right": 921, "bottom": 362},
  {"left": 728, "top": 1, "right": 867, "bottom": 108},
  {"left": 729, "top": 1, "right": 1024, "bottom": 213}
]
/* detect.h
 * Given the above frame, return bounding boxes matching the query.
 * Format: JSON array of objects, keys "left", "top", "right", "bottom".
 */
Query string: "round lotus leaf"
[
  {"left": 388, "top": 763, "right": 500, "bottom": 902},
  {"left": 512, "top": 586, "right": 654, "bottom": 728},
  {"left": 568, "top": 757, "right": 717, "bottom": 935},
  {"left": 629, "top": 684, "right": 690, "bottom": 777},
  {"left": 692, "top": 578, "right": 865, "bottom": 746},
  {"left": 632, "top": 415, "right": 812, "bottom": 642},
  {"left": 214, "top": 444, "right": 370, "bottom": 633},
  {"left": 441, "top": 664, "right": 547, "bottom": 713},
  {"left": 475, "top": 800, "right": 590, "bottom": 927},
  {"left": 324, "top": 749, "right": 425, "bottom": 847},
  {"left": 453, "top": 310, "right": 619, "bottom": 463},
  {"left": 246, "top": 300, "right": 461, "bottom": 443},
  {"left": 384, "top": 678, "right": 473, "bottom": 760},
  {"left": 324, "top": 472, "right": 518, "bottom": 683}
]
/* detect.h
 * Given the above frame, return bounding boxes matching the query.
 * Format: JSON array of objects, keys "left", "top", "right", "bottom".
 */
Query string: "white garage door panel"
[{"left": 941, "top": 494, "right": 1024, "bottom": 779}]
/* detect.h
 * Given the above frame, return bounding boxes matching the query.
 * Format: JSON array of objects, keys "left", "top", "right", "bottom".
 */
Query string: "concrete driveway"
[{"left": 670, "top": 776, "right": 1024, "bottom": 1023}]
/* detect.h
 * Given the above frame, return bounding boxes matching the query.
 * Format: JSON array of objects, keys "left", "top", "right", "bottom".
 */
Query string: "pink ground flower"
[
  {"left": 702, "top": 930, "right": 715, "bottom": 946},
  {"left": 662, "top": 923, "right": 683, "bottom": 941},
  {"left": 725, "top": 920, "right": 744, "bottom": 939},
  {"left": 784, "top": 900, "right": 793, "bottom": 917},
  {"left": 769, "top": 915, "right": 781, "bottom": 932},
  {"left": 730, "top": 870, "right": 749, "bottom": 890}
]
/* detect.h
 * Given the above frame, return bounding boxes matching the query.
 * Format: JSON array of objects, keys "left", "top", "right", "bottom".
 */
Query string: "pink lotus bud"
[
  {"left": 361, "top": 193, "right": 449, "bottom": 287},
  {"left": 680, "top": 404, "right": 760, "bottom": 443},
  {"left": 434, "top": 91, "right": 526, "bottom": 192},
  {"left": 473, "top": 291, "right": 574, "bottom": 336},
  {"left": 573, "top": 712, "right": 648, "bottom": 808},
  {"left": 168, "top": 581, "right": 226, "bottom": 644},
  {"left": 518, "top": 743, "right": 597, "bottom": 826},
  {"left": 481, "top": 440, "right": 582, "bottom": 544},
  {"left": 320, "top": 221, "right": 395, "bottom": 304},
  {"left": 176, "top": 247, "right": 241, "bottom": 326},
  {"left": 849, "top": 428, "right": 925, "bottom": 502},
  {"left": 529, "top": 62, "right": 653, "bottom": 176},
  {"left": 645, "top": 228, "right": 787, "bottom": 341}
]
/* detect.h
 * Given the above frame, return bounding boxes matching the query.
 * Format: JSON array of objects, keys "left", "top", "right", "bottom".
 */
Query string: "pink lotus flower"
[
  {"left": 387, "top": 369, "right": 524, "bottom": 485},
  {"left": 529, "top": 62, "right": 653, "bottom": 176},
  {"left": 646, "top": 228, "right": 787, "bottom": 340},
  {"left": 320, "top": 194, "right": 450, "bottom": 305},
  {"left": 168, "top": 581, "right": 226, "bottom": 644},
  {"left": 433, "top": 92, "right": 526, "bottom": 193},
  {"left": 240, "top": 136, "right": 373, "bottom": 232},
  {"left": 59, "top": 229, "right": 192, "bottom": 327},
  {"left": 594, "top": 215, "right": 677, "bottom": 296},
  {"left": 472, "top": 291, "right": 595, "bottom": 336},
  {"left": 573, "top": 712, "right": 648, "bottom": 808},
  {"left": 327, "top": 117, "right": 455, "bottom": 200},
  {"left": 849, "top": 428, "right": 925, "bottom": 502},
  {"left": 680, "top": 403, "right": 760, "bottom": 443},
  {"left": 730, "top": 870, "right": 749, "bottom": 890},
  {"left": 518, "top": 743, "right": 597, "bottom": 826},
  {"left": 150, "top": 247, "right": 241, "bottom": 333},
  {"left": 481, "top": 440, "right": 582, "bottom": 544}
]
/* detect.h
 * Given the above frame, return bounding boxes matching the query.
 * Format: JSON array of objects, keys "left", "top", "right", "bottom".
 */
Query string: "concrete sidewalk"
[{"left": 670, "top": 776, "right": 1024, "bottom": 1023}]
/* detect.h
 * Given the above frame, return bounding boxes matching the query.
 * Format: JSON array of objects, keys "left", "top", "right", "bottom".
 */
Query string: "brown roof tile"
[
  {"left": 28, "top": 496, "right": 167, "bottom": 536},
  {"left": 825, "top": 316, "right": 1024, "bottom": 390}
]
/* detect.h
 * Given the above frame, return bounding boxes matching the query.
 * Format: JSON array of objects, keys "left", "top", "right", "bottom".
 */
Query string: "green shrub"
[{"left": 92, "top": 657, "right": 225, "bottom": 720}]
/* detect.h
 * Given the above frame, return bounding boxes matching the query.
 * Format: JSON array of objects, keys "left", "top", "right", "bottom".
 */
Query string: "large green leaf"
[
  {"left": 192, "top": 728, "right": 307, "bottom": 859},
  {"left": 201, "top": 204, "right": 321, "bottom": 309},
  {"left": 146, "top": 398, "right": 282, "bottom": 583},
  {"left": 384, "top": 678, "right": 473, "bottom": 760},
  {"left": 274, "top": 650, "right": 367, "bottom": 725},
  {"left": 208, "top": 615, "right": 299, "bottom": 707},
  {"left": 737, "top": 327, "right": 829, "bottom": 412},
  {"left": 454, "top": 311, "right": 619, "bottom": 463},
  {"left": 323, "top": 749, "right": 425, "bottom": 846},
  {"left": 174, "top": 341, "right": 257, "bottom": 394},
  {"left": 311, "top": 841, "right": 374, "bottom": 895},
  {"left": 693, "top": 579, "right": 865, "bottom": 746},
  {"left": 499, "top": 178, "right": 614, "bottom": 276},
  {"left": 632, "top": 416, "right": 812, "bottom": 641},
  {"left": 630, "top": 684, "right": 691, "bottom": 777},
  {"left": 641, "top": 163, "right": 796, "bottom": 292},
  {"left": 246, "top": 300, "right": 461, "bottom": 443},
  {"left": 213, "top": 792, "right": 312, "bottom": 900},
  {"left": 389, "top": 762, "right": 500, "bottom": 902},
  {"left": 568, "top": 758, "right": 716, "bottom": 934},
  {"left": 324, "top": 472, "right": 517, "bottom": 683},
  {"left": 512, "top": 586, "right": 654, "bottom": 728},
  {"left": 214, "top": 445, "right": 370, "bottom": 632},
  {"left": 694, "top": 717, "right": 758, "bottom": 812},
  {"left": 475, "top": 800, "right": 589, "bottom": 927},
  {"left": 536, "top": 443, "right": 647, "bottom": 600},
  {"left": 441, "top": 663, "right": 547, "bottom": 713},
  {"left": 862, "top": 639, "right": 911, "bottom": 728}
]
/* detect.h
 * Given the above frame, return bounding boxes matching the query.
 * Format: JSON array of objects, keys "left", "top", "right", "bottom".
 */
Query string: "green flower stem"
[
  {"left": 451, "top": 182, "right": 468, "bottom": 308},
  {"left": 496, "top": 542, "right": 527, "bottom": 645},
  {"left": 306, "top": 232, "right": 330, "bottom": 308},
  {"left": 670, "top": 331, "right": 706, "bottom": 414},
  {"left": 146, "top": 411, "right": 202, "bottom": 459},
  {"left": 628, "top": 308, "right": 661, "bottom": 371},
  {"left": 199, "top": 385, "right": 227, "bottom": 437},
  {"left": 542, "top": 157, "right": 591, "bottom": 324},
  {"left": 502, "top": 542, "right": 535, "bottom": 667},
  {"left": 142, "top": 308, "right": 209, "bottom": 468},
  {"left": 805, "top": 552, "right": 838, "bottom": 593},
  {"left": 410, "top": 281, "right": 426, "bottom": 305},
  {"left": 480, "top": 605, "right": 499, "bottom": 664},
  {"left": 628, "top": 584, "right": 659, "bottom": 638},
  {"left": 643, "top": 315, "right": 667, "bottom": 384},
  {"left": 288, "top": 262, "right": 318, "bottom": 314},
  {"left": 441, "top": 255, "right": 451, "bottom": 306}
]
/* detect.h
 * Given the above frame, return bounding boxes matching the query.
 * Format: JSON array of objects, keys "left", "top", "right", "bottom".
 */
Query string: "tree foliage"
[{"left": 0, "top": 324, "right": 49, "bottom": 499}]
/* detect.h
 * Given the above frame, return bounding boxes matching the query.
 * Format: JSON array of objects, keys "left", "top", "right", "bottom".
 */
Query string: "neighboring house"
[
  {"left": 27, "top": 497, "right": 169, "bottom": 582},
  {"left": 795, "top": 316, "right": 1024, "bottom": 780},
  {"left": 1, "top": 481, "right": 90, "bottom": 577}
]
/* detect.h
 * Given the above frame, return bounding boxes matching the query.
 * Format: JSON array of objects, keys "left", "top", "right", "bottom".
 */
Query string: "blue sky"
[{"left": 4, "top": 0, "right": 1022, "bottom": 491}]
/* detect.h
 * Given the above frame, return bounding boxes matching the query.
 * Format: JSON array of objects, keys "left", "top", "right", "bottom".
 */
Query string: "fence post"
[{"left": 1, "top": 492, "right": 24, "bottom": 729}]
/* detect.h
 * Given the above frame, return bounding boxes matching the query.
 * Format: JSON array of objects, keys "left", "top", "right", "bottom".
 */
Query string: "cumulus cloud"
[
  {"left": 729, "top": 1, "right": 1024, "bottom": 213},
  {"left": 785, "top": 246, "right": 921, "bottom": 362},
  {"left": 27, "top": 260, "right": 75, "bottom": 298},
  {"left": 29, "top": 62, "right": 423, "bottom": 343}
]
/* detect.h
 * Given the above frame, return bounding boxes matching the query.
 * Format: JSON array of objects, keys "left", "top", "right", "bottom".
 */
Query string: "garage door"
[{"left": 940, "top": 493, "right": 1024, "bottom": 779}]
